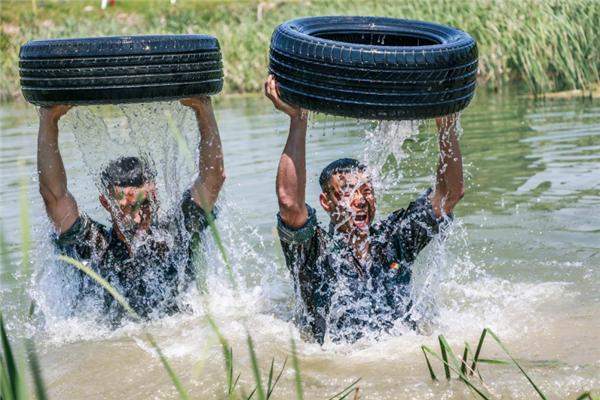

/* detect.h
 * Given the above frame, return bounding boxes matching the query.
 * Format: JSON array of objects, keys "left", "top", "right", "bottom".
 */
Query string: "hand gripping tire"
[
  {"left": 269, "top": 16, "right": 478, "bottom": 120},
  {"left": 19, "top": 35, "right": 223, "bottom": 106}
]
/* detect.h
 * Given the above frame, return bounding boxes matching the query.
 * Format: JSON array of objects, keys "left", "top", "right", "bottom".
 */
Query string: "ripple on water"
[{"left": 0, "top": 92, "right": 598, "bottom": 399}]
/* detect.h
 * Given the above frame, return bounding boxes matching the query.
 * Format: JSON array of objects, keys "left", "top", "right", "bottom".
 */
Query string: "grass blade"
[
  {"left": 0, "top": 223, "right": 13, "bottom": 275},
  {"left": 421, "top": 346, "right": 437, "bottom": 380},
  {"left": 461, "top": 343, "right": 469, "bottom": 375},
  {"left": 327, "top": 377, "right": 362, "bottom": 400},
  {"left": 267, "top": 357, "right": 287, "bottom": 399},
  {"left": 478, "top": 358, "right": 561, "bottom": 368},
  {"left": 470, "top": 328, "right": 487, "bottom": 376},
  {"left": 1, "top": 358, "right": 15, "bottom": 400},
  {"left": 245, "top": 387, "right": 257, "bottom": 400},
  {"left": 24, "top": 339, "right": 47, "bottom": 400},
  {"left": 232, "top": 373, "right": 241, "bottom": 395},
  {"left": 438, "top": 335, "right": 451, "bottom": 380},
  {"left": 266, "top": 358, "right": 275, "bottom": 397},
  {"left": 438, "top": 335, "right": 484, "bottom": 382},
  {"left": 486, "top": 329, "right": 548, "bottom": 400},
  {"left": 339, "top": 387, "right": 359, "bottom": 400},
  {"left": 165, "top": 110, "right": 236, "bottom": 290},
  {"left": 422, "top": 345, "right": 491, "bottom": 400},
  {"left": 477, "top": 358, "right": 512, "bottom": 365},
  {"left": 205, "top": 313, "right": 240, "bottom": 398},
  {"left": 57, "top": 255, "right": 137, "bottom": 318},
  {"left": 0, "top": 312, "right": 21, "bottom": 400},
  {"left": 464, "top": 342, "right": 483, "bottom": 381},
  {"left": 227, "top": 347, "right": 236, "bottom": 395},
  {"left": 290, "top": 336, "right": 304, "bottom": 400},
  {"left": 145, "top": 333, "right": 190, "bottom": 400},
  {"left": 246, "top": 333, "right": 266, "bottom": 400}
]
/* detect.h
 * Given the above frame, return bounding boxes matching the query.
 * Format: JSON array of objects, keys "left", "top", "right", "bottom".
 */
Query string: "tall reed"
[
  {"left": 421, "top": 328, "right": 597, "bottom": 400},
  {"left": 1, "top": 0, "right": 599, "bottom": 101},
  {"left": 0, "top": 176, "right": 48, "bottom": 400}
]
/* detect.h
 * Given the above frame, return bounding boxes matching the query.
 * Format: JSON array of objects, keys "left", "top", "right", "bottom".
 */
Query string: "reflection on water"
[{"left": 0, "top": 90, "right": 599, "bottom": 399}]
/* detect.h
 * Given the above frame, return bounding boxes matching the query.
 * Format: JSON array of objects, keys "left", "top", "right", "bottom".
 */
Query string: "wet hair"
[
  {"left": 100, "top": 156, "right": 156, "bottom": 191},
  {"left": 319, "top": 158, "right": 367, "bottom": 192}
]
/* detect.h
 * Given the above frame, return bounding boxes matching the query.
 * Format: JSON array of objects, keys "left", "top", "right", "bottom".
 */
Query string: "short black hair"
[
  {"left": 100, "top": 156, "right": 156, "bottom": 190},
  {"left": 318, "top": 158, "right": 366, "bottom": 192}
]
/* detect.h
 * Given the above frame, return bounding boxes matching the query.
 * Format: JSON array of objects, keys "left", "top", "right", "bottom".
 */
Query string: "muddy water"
[{"left": 0, "top": 90, "right": 599, "bottom": 399}]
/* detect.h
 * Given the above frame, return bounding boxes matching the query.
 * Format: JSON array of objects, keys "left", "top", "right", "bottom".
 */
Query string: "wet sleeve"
[
  {"left": 54, "top": 214, "right": 107, "bottom": 261},
  {"left": 277, "top": 205, "right": 322, "bottom": 275},
  {"left": 180, "top": 189, "right": 218, "bottom": 234},
  {"left": 277, "top": 205, "right": 318, "bottom": 245},
  {"left": 390, "top": 188, "right": 452, "bottom": 262},
  {"left": 277, "top": 205, "right": 328, "bottom": 342}
]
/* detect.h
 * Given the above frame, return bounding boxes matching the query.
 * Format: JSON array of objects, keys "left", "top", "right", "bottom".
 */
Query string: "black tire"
[
  {"left": 21, "top": 70, "right": 223, "bottom": 88},
  {"left": 19, "top": 51, "right": 221, "bottom": 70},
  {"left": 23, "top": 81, "right": 223, "bottom": 107},
  {"left": 20, "top": 35, "right": 219, "bottom": 59},
  {"left": 269, "top": 16, "right": 478, "bottom": 120},
  {"left": 19, "top": 60, "right": 222, "bottom": 78},
  {"left": 19, "top": 35, "right": 223, "bottom": 105}
]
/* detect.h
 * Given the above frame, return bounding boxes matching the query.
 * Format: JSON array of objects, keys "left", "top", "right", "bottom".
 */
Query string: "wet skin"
[
  {"left": 319, "top": 170, "right": 377, "bottom": 261},
  {"left": 99, "top": 182, "right": 159, "bottom": 240},
  {"left": 320, "top": 171, "right": 376, "bottom": 234}
]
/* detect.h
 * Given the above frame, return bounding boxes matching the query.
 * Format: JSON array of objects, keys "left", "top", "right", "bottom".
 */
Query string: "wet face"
[
  {"left": 319, "top": 170, "right": 376, "bottom": 234},
  {"left": 100, "top": 182, "right": 158, "bottom": 235}
]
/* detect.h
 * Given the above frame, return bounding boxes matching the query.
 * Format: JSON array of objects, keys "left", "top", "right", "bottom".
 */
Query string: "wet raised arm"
[
  {"left": 37, "top": 105, "right": 80, "bottom": 233},
  {"left": 181, "top": 96, "right": 225, "bottom": 213},
  {"left": 265, "top": 75, "right": 309, "bottom": 228},
  {"left": 431, "top": 113, "right": 465, "bottom": 217}
]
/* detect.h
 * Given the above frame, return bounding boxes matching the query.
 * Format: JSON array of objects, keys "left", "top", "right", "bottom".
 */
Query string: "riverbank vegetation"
[{"left": 1, "top": 0, "right": 599, "bottom": 102}]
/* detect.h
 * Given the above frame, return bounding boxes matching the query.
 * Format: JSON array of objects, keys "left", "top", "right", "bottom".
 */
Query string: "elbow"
[
  {"left": 215, "top": 172, "right": 226, "bottom": 191},
  {"left": 209, "top": 172, "right": 226, "bottom": 197},
  {"left": 277, "top": 192, "right": 304, "bottom": 216},
  {"left": 448, "top": 187, "right": 465, "bottom": 204},
  {"left": 39, "top": 183, "right": 57, "bottom": 207}
]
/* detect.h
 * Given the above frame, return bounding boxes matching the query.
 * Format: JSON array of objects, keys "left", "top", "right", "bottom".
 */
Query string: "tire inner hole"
[{"left": 313, "top": 31, "right": 439, "bottom": 47}]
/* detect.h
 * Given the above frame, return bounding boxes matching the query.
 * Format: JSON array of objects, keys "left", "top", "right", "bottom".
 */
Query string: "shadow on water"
[{"left": 0, "top": 88, "right": 599, "bottom": 399}]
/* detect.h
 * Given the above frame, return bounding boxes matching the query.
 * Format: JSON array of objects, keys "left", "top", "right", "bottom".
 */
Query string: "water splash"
[
  {"left": 31, "top": 105, "right": 560, "bottom": 353},
  {"left": 33, "top": 102, "right": 287, "bottom": 342},
  {"left": 361, "top": 119, "right": 422, "bottom": 194},
  {"left": 64, "top": 102, "right": 198, "bottom": 212},
  {"left": 34, "top": 104, "right": 204, "bottom": 331}
]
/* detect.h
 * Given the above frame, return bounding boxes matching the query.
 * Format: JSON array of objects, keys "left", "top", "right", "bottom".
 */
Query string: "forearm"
[
  {"left": 276, "top": 115, "right": 308, "bottom": 227},
  {"left": 433, "top": 116, "right": 464, "bottom": 215},
  {"left": 37, "top": 110, "right": 79, "bottom": 232},
  {"left": 192, "top": 105, "right": 225, "bottom": 211},
  {"left": 37, "top": 115, "right": 68, "bottom": 202}
]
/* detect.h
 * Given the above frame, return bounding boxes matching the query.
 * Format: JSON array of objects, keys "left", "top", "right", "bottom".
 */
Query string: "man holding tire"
[
  {"left": 265, "top": 75, "right": 464, "bottom": 344},
  {"left": 37, "top": 97, "right": 225, "bottom": 323}
]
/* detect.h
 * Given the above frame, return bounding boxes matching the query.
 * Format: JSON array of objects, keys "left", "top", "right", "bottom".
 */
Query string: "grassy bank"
[{"left": 1, "top": 0, "right": 599, "bottom": 102}]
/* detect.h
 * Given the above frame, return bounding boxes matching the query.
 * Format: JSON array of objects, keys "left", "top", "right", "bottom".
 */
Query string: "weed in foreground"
[
  {"left": 421, "top": 328, "right": 597, "bottom": 400},
  {"left": 2, "top": 0, "right": 600, "bottom": 101}
]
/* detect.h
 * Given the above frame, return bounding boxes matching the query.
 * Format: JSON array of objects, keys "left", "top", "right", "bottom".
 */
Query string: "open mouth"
[
  {"left": 353, "top": 212, "right": 369, "bottom": 229},
  {"left": 354, "top": 213, "right": 367, "bottom": 222}
]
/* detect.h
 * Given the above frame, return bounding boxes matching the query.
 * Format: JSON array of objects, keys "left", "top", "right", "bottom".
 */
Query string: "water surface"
[{"left": 0, "top": 90, "right": 599, "bottom": 399}]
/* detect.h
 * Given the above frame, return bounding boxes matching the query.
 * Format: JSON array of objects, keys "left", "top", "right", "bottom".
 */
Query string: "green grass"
[
  {"left": 0, "top": 312, "right": 27, "bottom": 400},
  {"left": 421, "top": 328, "right": 599, "bottom": 400},
  {"left": 1, "top": 176, "right": 48, "bottom": 400},
  {"left": 1, "top": 0, "right": 599, "bottom": 102}
]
